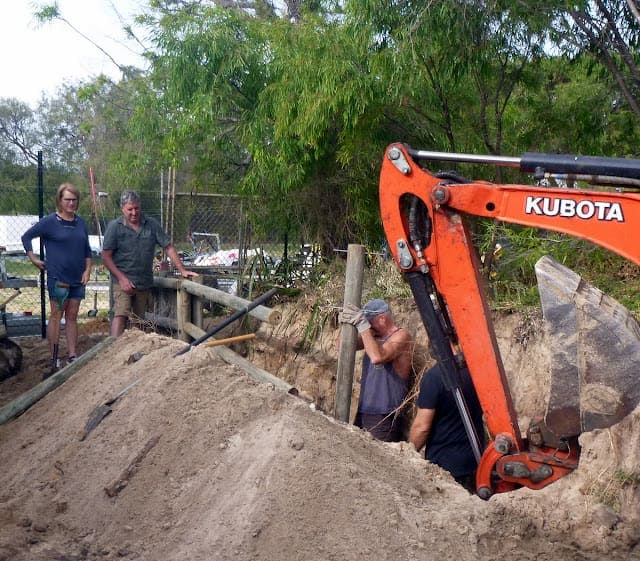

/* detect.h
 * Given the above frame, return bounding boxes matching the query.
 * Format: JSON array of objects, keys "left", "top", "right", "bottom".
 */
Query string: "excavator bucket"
[{"left": 536, "top": 255, "right": 640, "bottom": 437}]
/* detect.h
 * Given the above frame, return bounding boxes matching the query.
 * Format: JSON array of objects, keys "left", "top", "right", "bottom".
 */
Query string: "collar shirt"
[{"left": 102, "top": 214, "right": 171, "bottom": 290}]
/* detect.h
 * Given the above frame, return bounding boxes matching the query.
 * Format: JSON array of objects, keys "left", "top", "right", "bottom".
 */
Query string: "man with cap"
[{"left": 339, "top": 299, "right": 414, "bottom": 442}]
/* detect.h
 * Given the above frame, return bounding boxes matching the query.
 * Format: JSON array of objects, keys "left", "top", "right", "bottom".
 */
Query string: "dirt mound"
[
  {"left": 0, "top": 317, "right": 110, "bottom": 408},
  {"left": 0, "top": 302, "right": 639, "bottom": 560}
]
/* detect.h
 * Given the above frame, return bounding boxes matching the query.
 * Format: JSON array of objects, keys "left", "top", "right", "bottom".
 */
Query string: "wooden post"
[
  {"left": 166, "top": 278, "right": 281, "bottom": 324},
  {"left": 334, "top": 244, "right": 365, "bottom": 422},
  {"left": 190, "top": 275, "right": 204, "bottom": 330},
  {"left": 176, "top": 280, "right": 190, "bottom": 342}
]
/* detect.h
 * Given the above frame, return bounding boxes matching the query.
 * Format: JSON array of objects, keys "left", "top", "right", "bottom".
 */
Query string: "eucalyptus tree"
[
  {"left": 123, "top": 0, "right": 638, "bottom": 256},
  {"left": 0, "top": 88, "right": 102, "bottom": 173},
  {"left": 0, "top": 96, "right": 73, "bottom": 213},
  {"left": 31, "top": 1, "right": 157, "bottom": 217},
  {"left": 548, "top": 0, "right": 640, "bottom": 132},
  {"left": 0, "top": 98, "right": 40, "bottom": 165}
]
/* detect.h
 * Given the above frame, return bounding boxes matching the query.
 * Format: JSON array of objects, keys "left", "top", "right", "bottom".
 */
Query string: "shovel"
[
  {"left": 174, "top": 286, "right": 279, "bottom": 356},
  {"left": 50, "top": 282, "right": 70, "bottom": 374},
  {"left": 80, "top": 378, "right": 140, "bottom": 440},
  {"left": 88, "top": 269, "right": 99, "bottom": 317}
]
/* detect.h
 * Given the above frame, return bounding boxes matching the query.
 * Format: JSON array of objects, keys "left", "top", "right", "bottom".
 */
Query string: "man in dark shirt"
[
  {"left": 101, "top": 190, "right": 198, "bottom": 337},
  {"left": 409, "top": 363, "right": 485, "bottom": 493},
  {"left": 339, "top": 299, "right": 414, "bottom": 442}
]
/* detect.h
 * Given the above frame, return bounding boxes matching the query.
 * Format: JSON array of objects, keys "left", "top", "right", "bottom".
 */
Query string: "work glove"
[
  {"left": 53, "top": 282, "right": 70, "bottom": 311},
  {"left": 339, "top": 303, "right": 371, "bottom": 333}
]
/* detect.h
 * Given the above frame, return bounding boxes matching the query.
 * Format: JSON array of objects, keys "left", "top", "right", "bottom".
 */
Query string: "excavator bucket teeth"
[{"left": 536, "top": 255, "right": 640, "bottom": 436}]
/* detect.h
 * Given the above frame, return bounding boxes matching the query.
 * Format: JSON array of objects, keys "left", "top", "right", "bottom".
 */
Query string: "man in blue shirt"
[{"left": 102, "top": 190, "right": 198, "bottom": 337}]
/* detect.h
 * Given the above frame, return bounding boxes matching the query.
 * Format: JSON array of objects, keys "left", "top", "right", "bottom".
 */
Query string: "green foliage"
[
  {"left": 614, "top": 469, "right": 640, "bottom": 487},
  {"left": 2, "top": 0, "right": 640, "bottom": 320},
  {"left": 590, "top": 468, "right": 640, "bottom": 511},
  {"left": 129, "top": 6, "right": 266, "bottom": 190},
  {"left": 480, "top": 222, "right": 640, "bottom": 313},
  {"left": 241, "top": 14, "right": 390, "bottom": 247},
  {"left": 297, "top": 301, "right": 333, "bottom": 353},
  {"left": 242, "top": 243, "right": 330, "bottom": 290},
  {"left": 364, "top": 255, "right": 412, "bottom": 301},
  {"left": 506, "top": 55, "right": 640, "bottom": 156}
]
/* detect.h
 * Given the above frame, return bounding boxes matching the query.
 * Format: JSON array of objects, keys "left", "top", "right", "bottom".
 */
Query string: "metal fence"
[{"left": 0, "top": 182, "right": 320, "bottom": 339}]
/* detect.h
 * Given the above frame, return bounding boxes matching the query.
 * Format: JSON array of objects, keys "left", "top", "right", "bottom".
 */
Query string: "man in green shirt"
[{"left": 102, "top": 190, "right": 198, "bottom": 337}]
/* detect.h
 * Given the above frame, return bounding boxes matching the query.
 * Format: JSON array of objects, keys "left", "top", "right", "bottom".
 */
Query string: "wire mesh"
[{"left": 0, "top": 181, "right": 322, "bottom": 340}]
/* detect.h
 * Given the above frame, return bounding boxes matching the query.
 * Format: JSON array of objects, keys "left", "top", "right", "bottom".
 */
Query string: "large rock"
[{"left": 0, "top": 336, "right": 22, "bottom": 381}]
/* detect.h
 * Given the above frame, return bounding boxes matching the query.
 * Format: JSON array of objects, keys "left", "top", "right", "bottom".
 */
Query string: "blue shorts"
[{"left": 47, "top": 278, "right": 86, "bottom": 301}]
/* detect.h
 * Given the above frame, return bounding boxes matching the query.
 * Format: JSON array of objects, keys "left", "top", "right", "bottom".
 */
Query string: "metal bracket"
[
  {"left": 396, "top": 239, "right": 413, "bottom": 269},
  {"left": 388, "top": 147, "right": 411, "bottom": 175}
]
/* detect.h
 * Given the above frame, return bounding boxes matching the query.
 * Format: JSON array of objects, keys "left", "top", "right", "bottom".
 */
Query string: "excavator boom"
[{"left": 379, "top": 143, "right": 640, "bottom": 498}]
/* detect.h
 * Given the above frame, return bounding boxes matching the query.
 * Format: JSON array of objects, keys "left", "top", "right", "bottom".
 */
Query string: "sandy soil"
[{"left": 0, "top": 298, "right": 639, "bottom": 561}]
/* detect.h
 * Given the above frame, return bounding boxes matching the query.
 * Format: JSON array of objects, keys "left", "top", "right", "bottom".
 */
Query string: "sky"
[{"left": 0, "top": 1, "right": 148, "bottom": 106}]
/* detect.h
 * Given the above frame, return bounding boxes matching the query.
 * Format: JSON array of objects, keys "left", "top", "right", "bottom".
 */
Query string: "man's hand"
[
  {"left": 339, "top": 304, "right": 371, "bottom": 333},
  {"left": 118, "top": 277, "right": 136, "bottom": 294}
]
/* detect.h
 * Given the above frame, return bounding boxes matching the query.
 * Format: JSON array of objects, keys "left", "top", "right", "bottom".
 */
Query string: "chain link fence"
[
  {"left": 0, "top": 181, "right": 322, "bottom": 339},
  {"left": 0, "top": 214, "right": 45, "bottom": 338}
]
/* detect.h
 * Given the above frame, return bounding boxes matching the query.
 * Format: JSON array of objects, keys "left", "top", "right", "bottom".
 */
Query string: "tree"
[
  {"left": 549, "top": 0, "right": 640, "bottom": 135},
  {"left": 16, "top": 0, "right": 639, "bottom": 258},
  {"left": 0, "top": 96, "right": 78, "bottom": 215},
  {"left": 0, "top": 99, "right": 40, "bottom": 165}
]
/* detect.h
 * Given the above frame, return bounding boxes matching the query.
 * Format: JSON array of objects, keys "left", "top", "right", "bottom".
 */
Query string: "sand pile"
[{"left": 0, "top": 304, "right": 639, "bottom": 560}]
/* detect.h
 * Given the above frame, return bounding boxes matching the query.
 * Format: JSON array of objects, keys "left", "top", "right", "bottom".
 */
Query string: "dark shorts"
[
  {"left": 354, "top": 412, "right": 405, "bottom": 442},
  {"left": 47, "top": 279, "right": 86, "bottom": 301}
]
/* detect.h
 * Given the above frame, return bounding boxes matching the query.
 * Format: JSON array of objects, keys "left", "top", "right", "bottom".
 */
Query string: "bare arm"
[
  {"left": 26, "top": 250, "right": 45, "bottom": 272},
  {"left": 101, "top": 249, "right": 135, "bottom": 292},
  {"left": 81, "top": 257, "right": 92, "bottom": 285},
  {"left": 409, "top": 407, "right": 436, "bottom": 452},
  {"left": 361, "top": 328, "right": 413, "bottom": 379}
]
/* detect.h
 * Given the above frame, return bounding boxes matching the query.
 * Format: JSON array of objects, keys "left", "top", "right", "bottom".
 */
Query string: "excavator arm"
[{"left": 379, "top": 143, "right": 640, "bottom": 499}]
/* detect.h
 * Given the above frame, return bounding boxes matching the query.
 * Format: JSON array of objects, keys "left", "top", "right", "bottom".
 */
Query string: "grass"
[
  {"left": 485, "top": 232, "right": 640, "bottom": 315},
  {"left": 590, "top": 469, "right": 640, "bottom": 512},
  {"left": 1, "top": 285, "right": 111, "bottom": 320},
  {"left": 3, "top": 257, "right": 35, "bottom": 278}
]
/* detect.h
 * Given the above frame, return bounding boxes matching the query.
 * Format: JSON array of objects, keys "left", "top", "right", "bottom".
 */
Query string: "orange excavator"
[{"left": 379, "top": 143, "right": 640, "bottom": 499}]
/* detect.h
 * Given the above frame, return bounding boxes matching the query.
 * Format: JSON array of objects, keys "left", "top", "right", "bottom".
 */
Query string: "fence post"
[
  {"left": 38, "top": 151, "right": 46, "bottom": 338},
  {"left": 333, "top": 244, "right": 365, "bottom": 423},
  {"left": 190, "top": 275, "right": 204, "bottom": 330},
  {"left": 176, "top": 280, "right": 190, "bottom": 342}
]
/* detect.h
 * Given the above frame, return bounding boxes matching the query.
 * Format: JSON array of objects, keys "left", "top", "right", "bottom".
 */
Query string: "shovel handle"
[
  {"left": 204, "top": 333, "right": 256, "bottom": 347},
  {"left": 174, "top": 287, "right": 279, "bottom": 356}
]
